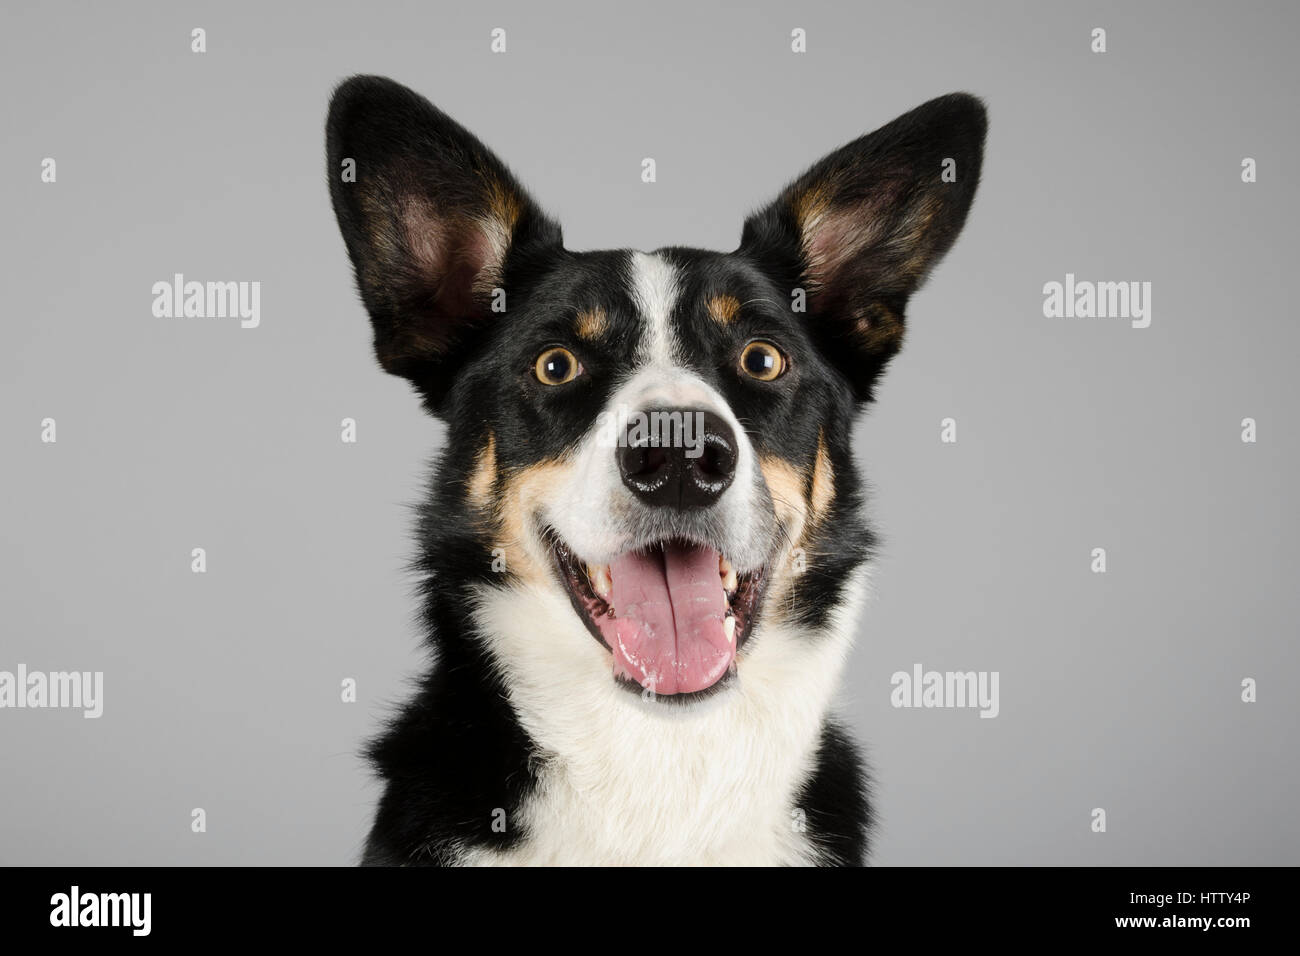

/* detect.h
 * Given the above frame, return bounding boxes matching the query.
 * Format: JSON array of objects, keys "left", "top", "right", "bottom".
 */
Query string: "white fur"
[
  {"left": 462, "top": 567, "right": 869, "bottom": 866},
  {"left": 628, "top": 250, "right": 681, "bottom": 367}
]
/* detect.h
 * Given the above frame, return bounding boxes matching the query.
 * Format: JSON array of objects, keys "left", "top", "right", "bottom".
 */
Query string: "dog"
[{"left": 326, "top": 76, "right": 985, "bottom": 865}]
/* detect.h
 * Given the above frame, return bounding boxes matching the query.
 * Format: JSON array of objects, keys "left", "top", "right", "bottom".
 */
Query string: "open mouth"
[{"left": 549, "top": 535, "right": 767, "bottom": 698}]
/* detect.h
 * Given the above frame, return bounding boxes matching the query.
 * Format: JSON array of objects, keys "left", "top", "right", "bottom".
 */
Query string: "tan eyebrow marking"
[
  {"left": 706, "top": 294, "right": 742, "bottom": 325},
  {"left": 575, "top": 307, "right": 609, "bottom": 340}
]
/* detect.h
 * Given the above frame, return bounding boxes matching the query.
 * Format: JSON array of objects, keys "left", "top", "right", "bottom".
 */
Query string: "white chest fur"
[{"left": 461, "top": 573, "right": 866, "bottom": 866}]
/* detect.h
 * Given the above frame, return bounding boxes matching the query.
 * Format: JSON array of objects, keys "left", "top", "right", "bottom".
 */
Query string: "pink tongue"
[{"left": 605, "top": 543, "right": 732, "bottom": 695}]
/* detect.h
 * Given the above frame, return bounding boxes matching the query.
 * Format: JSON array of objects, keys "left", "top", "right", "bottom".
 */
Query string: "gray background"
[{"left": 2, "top": 0, "right": 1296, "bottom": 865}]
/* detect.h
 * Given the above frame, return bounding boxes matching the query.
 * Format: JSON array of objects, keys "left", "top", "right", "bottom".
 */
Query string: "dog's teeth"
[
  {"left": 589, "top": 564, "right": 612, "bottom": 599},
  {"left": 723, "top": 614, "right": 736, "bottom": 644},
  {"left": 721, "top": 561, "right": 738, "bottom": 595}
]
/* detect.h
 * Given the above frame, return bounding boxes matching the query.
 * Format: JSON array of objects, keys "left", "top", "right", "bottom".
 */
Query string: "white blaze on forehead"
[
  {"left": 621, "top": 250, "right": 727, "bottom": 418},
  {"left": 619, "top": 249, "right": 746, "bottom": 463},
  {"left": 539, "top": 248, "right": 771, "bottom": 573},
  {"left": 627, "top": 251, "right": 682, "bottom": 366}
]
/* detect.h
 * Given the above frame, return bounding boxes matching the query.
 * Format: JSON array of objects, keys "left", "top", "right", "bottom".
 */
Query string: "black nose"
[{"left": 617, "top": 408, "right": 737, "bottom": 509}]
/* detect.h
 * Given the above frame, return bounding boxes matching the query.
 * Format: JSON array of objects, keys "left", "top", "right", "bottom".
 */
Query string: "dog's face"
[{"left": 328, "top": 77, "right": 985, "bottom": 702}]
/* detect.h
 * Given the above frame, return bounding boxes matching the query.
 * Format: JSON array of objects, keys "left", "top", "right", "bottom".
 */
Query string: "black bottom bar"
[{"left": 0, "top": 866, "right": 1279, "bottom": 941}]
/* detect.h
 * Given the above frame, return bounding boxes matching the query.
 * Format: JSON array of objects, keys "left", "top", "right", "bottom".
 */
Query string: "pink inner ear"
[
  {"left": 803, "top": 203, "right": 884, "bottom": 291},
  {"left": 400, "top": 197, "right": 499, "bottom": 319},
  {"left": 401, "top": 198, "right": 462, "bottom": 277}
]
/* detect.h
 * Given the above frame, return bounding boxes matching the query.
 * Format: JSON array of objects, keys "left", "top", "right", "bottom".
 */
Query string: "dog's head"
[{"left": 327, "top": 76, "right": 984, "bottom": 703}]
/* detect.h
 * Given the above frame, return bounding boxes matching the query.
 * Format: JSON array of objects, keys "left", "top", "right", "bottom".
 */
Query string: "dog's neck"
[{"left": 460, "top": 571, "right": 867, "bottom": 865}]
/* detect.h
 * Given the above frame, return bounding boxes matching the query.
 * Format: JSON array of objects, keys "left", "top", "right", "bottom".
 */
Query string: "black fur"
[
  {"left": 795, "top": 721, "right": 874, "bottom": 866},
  {"left": 326, "top": 76, "right": 986, "bottom": 866}
]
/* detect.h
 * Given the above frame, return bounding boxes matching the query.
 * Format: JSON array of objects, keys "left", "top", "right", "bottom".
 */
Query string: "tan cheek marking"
[
  {"left": 759, "top": 455, "right": 808, "bottom": 536},
  {"left": 810, "top": 430, "right": 835, "bottom": 522},
  {"left": 467, "top": 433, "right": 498, "bottom": 509},
  {"left": 575, "top": 307, "right": 608, "bottom": 340},
  {"left": 706, "top": 294, "right": 741, "bottom": 325},
  {"left": 496, "top": 459, "right": 570, "bottom": 587},
  {"left": 758, "top": 455, "right": 810, "bottom": 618}
]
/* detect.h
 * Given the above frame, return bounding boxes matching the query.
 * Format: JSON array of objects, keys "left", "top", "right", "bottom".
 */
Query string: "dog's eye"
[
  {"left": 534, "top": 346, "right": 583, "bottom": 385},
  {"left": 739, "top": 340, "right": 787, "bottom": 381}
]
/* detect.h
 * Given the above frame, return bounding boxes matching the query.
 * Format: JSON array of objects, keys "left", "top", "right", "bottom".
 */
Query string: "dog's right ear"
[{"left": 326, "top": 75, "right": 561, "bottom": 410}]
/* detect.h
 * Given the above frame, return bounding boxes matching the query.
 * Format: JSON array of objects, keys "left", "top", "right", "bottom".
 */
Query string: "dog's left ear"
[{"left": 740, "top": 93, "right": 987, "bottom": 400}]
